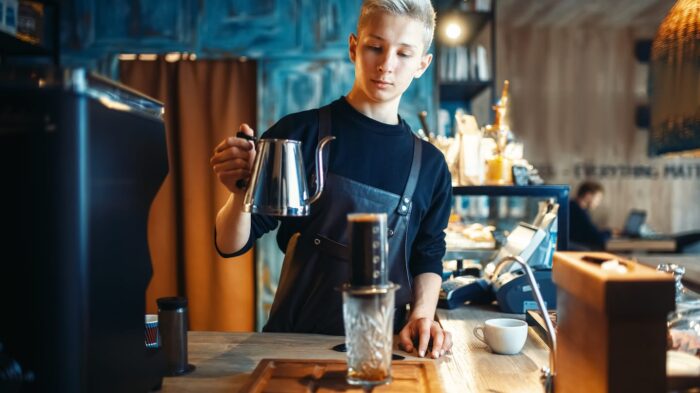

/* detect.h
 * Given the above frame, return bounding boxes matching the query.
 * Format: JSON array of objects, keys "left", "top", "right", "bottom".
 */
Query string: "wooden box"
[{"left": 552, "top": 252, "right": 675, "bottom": 393}]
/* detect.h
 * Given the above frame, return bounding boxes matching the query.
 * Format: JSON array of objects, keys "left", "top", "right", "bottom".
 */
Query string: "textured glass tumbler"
[{"left": 342, "top": 283, "right": 398, "bottom": 387}]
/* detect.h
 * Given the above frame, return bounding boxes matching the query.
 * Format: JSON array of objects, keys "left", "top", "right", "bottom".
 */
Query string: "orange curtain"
[{"left": 120, "top": 58, "right": 256, "bottom": 331}]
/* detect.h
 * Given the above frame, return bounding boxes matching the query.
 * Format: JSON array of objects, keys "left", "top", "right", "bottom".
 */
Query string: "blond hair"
[{"left": 357, "top": 0, "right": 436, "bottom": 53}]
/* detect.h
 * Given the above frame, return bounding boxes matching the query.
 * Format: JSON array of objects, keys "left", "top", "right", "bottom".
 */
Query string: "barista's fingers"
[
  {"left": 443, "top": 330, "right": 453, "bottom": 354},
  {"left": 212, "top": 158, "right": 249, "bottom": 172},
  {"left": 239, "top": 123, "right": 255, "bottom": 137},
  {"left": 430, "top": 323, "right": 445, "bottom": 359},
  {"left": 214, "top": 137, "right": 232, "bottom": 153},
  {"left": 210, "top": 145, "right": 253, "bottom": 166},
  {"left": 236, "top": 124, "right": 257, "bottom": 167},
  {"left": 219, "top": 168, "right": 250, "bottom": 177},
  {"left": 214, "top": 137, "right": 253, "bottom": 154},
  {"left": 398, "top": 326, "right": 414, "bottom": 353},
  {"left": 217, "top": 169, "right": 250, "bottom": 182},
  {"left": 416, "top": 319, "right": 432, "bottom": 358}
]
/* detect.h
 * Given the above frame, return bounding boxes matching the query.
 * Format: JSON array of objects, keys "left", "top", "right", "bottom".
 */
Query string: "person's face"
[
  {"left": 349, "top": 13, "right": 432, "bottom": 105},
  {"left": 589, "top": 191, "right": 603, "bottom": 210}
]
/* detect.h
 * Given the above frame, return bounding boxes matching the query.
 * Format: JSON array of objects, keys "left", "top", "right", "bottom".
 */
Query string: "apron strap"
[{"left": 396, "top": 136, "right": 422, "bottom": 216}]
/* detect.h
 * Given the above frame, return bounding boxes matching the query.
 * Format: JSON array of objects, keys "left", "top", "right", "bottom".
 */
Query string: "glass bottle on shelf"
[{"left": 484, "top": 81, "right": 512, "bottom": 185}]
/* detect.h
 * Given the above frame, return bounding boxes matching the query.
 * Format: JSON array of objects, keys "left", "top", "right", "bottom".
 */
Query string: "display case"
[{"left": 444, "top": 185, "right": 570, "bottom": 268}]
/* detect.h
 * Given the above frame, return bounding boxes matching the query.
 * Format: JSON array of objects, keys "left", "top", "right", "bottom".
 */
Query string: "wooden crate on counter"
[{"left": 552, "top": 252, "right": 675, "bottom": 393}]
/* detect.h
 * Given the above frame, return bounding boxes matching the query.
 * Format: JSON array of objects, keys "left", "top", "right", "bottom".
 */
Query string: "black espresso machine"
[{"left": 0, "top": 68, "right": 168, "bottom": 392}]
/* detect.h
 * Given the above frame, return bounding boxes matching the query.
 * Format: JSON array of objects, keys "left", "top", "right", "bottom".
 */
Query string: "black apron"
[{"left": 263, "top": 105, "right": 423, "bottom": 335}]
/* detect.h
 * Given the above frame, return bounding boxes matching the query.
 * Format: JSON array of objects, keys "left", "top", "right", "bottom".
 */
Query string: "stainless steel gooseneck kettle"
[{"left": 236, "top": 132, "right": 335, "bottom": 216}]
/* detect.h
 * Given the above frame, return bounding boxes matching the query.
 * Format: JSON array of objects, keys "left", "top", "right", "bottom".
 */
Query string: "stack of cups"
[
  {"left": 342, "top": 213, "right": 398, "bottom": 388},
  {"left": 144, "top": 314, "right": 160, "bottom": 348}
]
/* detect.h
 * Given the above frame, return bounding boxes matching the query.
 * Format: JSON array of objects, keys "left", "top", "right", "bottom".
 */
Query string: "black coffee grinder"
[{"left": 0, "top": 68, "right": 168, "bottom": 392}]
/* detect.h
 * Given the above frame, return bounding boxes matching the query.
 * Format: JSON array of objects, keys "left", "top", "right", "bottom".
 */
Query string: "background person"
[{"left": 569, "top": 180, "right": 614, "bottom": 250}]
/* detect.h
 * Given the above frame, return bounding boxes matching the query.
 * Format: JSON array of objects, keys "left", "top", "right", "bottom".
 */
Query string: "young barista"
[{"left": 210, "top": 0, "right": 452, "bottom": 359}]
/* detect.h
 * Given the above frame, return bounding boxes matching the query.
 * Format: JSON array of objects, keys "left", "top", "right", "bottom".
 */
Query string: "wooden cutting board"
[{"left": 240, "top": 359, "right": 443, "bottom": 393}]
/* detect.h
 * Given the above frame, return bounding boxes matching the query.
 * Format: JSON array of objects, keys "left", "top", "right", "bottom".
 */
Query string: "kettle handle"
[
  {"left": 235, "top": 131, "right": 257, "bottom": 190},
  {"left": 307, "top": 135, "right": 336, "bottom": 205}
]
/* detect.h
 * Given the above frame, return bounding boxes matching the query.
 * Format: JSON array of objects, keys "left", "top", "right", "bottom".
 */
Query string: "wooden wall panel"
[{"left": 486, "top": 23, "right": 700, "bottom": 234}]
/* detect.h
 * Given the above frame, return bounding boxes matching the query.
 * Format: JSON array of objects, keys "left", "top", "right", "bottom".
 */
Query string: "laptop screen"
[{"left": 623, "top": 210, "right": 647, "bottom": 237}]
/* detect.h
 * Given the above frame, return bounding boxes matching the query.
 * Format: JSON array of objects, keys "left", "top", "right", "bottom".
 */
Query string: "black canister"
[
  {"left": 156, "top": 297, "right": 195, "bottom": 376},
  {"left": 347, "top": 213, "right": 388, "bottom": 286}
]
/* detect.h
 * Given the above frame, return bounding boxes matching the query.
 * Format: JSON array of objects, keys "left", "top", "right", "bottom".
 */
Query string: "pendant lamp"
[{"left": 649, "top": 0, "right": 700, "bottom": 156}]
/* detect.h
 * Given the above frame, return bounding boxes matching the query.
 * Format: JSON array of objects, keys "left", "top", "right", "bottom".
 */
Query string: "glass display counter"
[{"left": 445, "top": 185, "right": 570, "bottom": 271}]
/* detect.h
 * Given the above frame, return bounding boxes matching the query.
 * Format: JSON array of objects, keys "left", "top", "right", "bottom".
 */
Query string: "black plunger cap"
[{"left": 157, "top": 296, "right": 188, "bottom": 311}]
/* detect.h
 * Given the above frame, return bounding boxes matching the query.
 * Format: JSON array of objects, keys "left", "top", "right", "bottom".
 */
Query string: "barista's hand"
[
  {"left": 398, "top": 318, "right": 453, "bottom": 359},
  {"left": 210, "top": 123, "right": 256, "bottom": 194}
]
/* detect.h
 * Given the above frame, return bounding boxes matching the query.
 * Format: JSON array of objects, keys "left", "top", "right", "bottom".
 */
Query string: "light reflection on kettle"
[{"left": 240, "top": 135, "right": 335, "bottom": 216}]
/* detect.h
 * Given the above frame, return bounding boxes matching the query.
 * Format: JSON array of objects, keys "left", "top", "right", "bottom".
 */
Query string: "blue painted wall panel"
[
  {"left": 200, "top": 0, "right": 301, "bottom": 56},
  {"left": 299, "top": 0, "right": 362, "bottom": 56},
  {"left": 69, "top": 0, "right": 198, "bottom": 53},
  {"left": 258, "top": 58, "right": 355, "bottom": 130}
]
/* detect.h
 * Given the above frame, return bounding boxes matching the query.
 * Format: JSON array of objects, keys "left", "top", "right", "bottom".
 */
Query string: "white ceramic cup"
[{"left": 473, "top": 318, "right": 528, "bottom": 355}]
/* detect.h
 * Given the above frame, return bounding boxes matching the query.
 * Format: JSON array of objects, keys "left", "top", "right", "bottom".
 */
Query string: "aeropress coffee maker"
[{"left": 340, "top": 213, "right": 398, "bottom": 387}]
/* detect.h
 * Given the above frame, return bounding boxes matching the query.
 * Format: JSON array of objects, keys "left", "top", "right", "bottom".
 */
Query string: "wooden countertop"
[
  {"left": 606, "top": 237, "right": 677, "bottom": 253},
  {"left": 161, "top": 305, "right": 550, "bottom": 393}
]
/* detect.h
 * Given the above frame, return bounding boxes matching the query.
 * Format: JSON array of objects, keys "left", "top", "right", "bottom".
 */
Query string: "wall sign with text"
[{"left": 533, "top": 162, "right": 700, "bottom": 180}]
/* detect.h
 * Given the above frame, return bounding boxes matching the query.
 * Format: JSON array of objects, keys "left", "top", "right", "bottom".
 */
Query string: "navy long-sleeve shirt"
[
  {"left": 218, "top": 97, "right": 452, "bottom": 277},
  {"left": 569, "top": 200, "right": 611, "bottom": 250}
]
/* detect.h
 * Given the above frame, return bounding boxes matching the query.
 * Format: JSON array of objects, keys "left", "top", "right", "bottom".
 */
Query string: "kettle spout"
[{"left": 307, "top": 135, "right": 336, "bottom": 205}]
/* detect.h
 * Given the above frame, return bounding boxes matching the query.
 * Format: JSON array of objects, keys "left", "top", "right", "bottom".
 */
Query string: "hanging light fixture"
[
  {"left": 436, "top": 0, "right": 489, "bottom": 46},
  {"left": 649, "top": 0, "right": 700, "bottom": 156}
]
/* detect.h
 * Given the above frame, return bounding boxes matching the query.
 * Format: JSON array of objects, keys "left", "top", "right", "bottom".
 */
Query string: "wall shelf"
[
  {"left": 0, "top": 31, "right": 52, "bottom": 56},
  {"left": 439, "top": 80, "right": 492, "bottom": 102},
  {"left": 434, "top": 0, "right": 497, "bottom": 129},
  {"left": 0, "top": 1, "right": 59, "bottom": 65}
]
